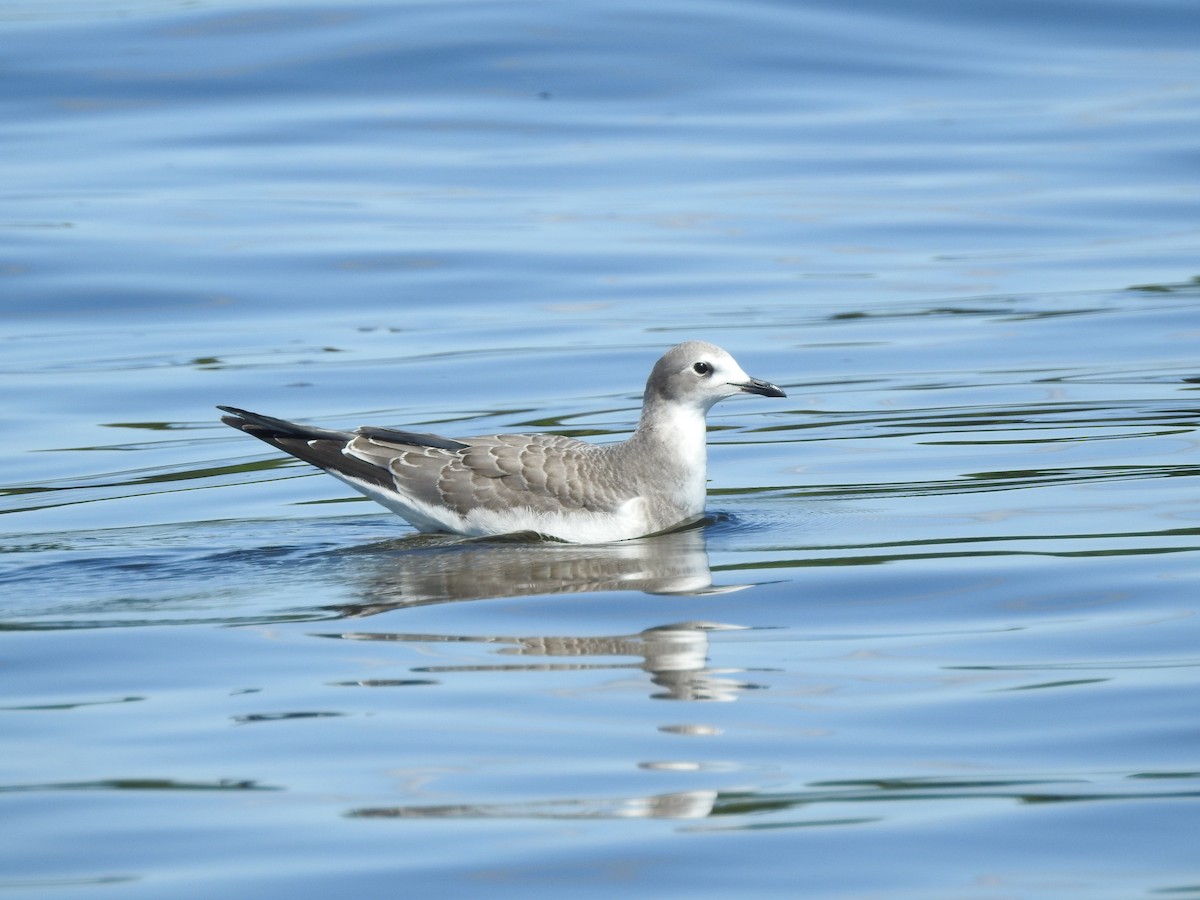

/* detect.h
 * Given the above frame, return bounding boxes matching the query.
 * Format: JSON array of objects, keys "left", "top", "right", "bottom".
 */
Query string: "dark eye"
[{"left": 693, "top": 361, "right": 713, "bottom": 376}]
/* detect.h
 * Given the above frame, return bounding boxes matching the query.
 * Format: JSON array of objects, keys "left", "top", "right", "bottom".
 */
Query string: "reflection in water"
[
  {"left": 318, "top": 527, "right": 765, "bottom": 700},
  {"left": 347, "top": 772, "right": 1200, "bottom": 823},
  {"left": 326, "top": 522, "right": 751, "bottom": 613},
  {"left": 351, "top": 790, "right": 720, "bottom": 821},
  {"left": 322, "top": 621, "right": 762, "bottom": 702},
  {"left": 0, "top": 778, "right": 278, "bottom": 793}
]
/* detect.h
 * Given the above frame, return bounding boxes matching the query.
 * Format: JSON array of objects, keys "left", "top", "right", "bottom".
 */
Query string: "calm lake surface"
[{"left": 3, "top": 1, "right": 1199, "bottom": 897}]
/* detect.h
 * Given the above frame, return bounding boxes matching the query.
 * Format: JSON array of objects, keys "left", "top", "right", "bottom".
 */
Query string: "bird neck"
[{"left": 629, "top": 395, "right": 709, "bottom": 481}]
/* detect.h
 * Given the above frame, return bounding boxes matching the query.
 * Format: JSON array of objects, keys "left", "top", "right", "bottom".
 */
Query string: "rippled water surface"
[{"left": 3, "top": 1, "right": 1200, "bottom": 897}]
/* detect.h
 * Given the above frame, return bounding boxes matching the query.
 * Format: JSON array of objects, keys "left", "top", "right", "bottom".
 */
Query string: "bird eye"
[{"left": 693, "top": 361, "right": 713, "bottom": 376}]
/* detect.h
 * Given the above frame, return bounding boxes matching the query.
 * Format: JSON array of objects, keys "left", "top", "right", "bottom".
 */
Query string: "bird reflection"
[
  {"left": 349, "top": 789, "right": 719, "bottom": 821},
  {"left": 325, "top": 519, "right": 749, "bottom": 614},
  {"left": 317, "top": 524, "right": 765, "bottom": 701},
  {"left": 321, "top": 621, "right": 764, "bottom": 702}
]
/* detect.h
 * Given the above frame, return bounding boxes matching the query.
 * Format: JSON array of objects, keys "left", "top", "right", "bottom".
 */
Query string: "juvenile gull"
[{"left": 218, "top": 341, "right": 785, "bottom": 543}]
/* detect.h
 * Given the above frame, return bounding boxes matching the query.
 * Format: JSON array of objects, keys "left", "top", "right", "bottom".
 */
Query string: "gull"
[{"left": 218, "top": 341, "right": 785, "bottom": 543}]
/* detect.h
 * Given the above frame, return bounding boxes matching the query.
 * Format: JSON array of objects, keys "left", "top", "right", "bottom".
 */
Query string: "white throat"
[{"left": 634, "top": 399, "right": 710, "bottom": 517}]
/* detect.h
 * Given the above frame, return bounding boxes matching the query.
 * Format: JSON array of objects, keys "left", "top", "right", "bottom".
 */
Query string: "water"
[{"left": 2, "top": 1, "right": 1200, "bottom": 897}]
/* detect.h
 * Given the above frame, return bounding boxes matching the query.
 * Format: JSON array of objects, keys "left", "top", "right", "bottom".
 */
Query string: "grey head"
[{"left": 643, "top": 341, "right": 786, "bottom": 414}]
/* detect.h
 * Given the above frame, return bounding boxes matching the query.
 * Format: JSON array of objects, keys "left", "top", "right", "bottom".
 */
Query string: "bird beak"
[{"left": 734, "top": 377, "right": 786, "bottom": 398}]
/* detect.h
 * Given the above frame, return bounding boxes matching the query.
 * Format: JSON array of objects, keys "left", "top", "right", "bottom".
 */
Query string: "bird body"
[{"left": 220, "top": 341, "right": 784, "bottom": 543}]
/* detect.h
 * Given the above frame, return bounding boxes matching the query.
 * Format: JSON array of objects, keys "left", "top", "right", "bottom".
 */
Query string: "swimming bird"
[{"left": 218, "top": 341, "right": 785, "bottom": 543}]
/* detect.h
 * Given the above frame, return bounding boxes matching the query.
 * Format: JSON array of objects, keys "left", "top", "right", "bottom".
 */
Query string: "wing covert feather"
[{"left": 379, "top": 433, "right": 633, "bottom": 518}]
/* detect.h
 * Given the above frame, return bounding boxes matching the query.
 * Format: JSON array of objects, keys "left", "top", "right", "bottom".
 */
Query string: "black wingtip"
[
  {"left": 217, "top": 405, "right": 266, "bottom": 430},
  {"left": 217, "top": 406, "right": 355, "bottom": 443},
  {"left": 218, "top": 406, "right": 396, "bottom": 492}
]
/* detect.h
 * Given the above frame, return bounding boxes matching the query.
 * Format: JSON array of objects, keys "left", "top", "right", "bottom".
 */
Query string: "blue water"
[{"left": 3, "top": 1, "right": 1200, "bottom": 897}]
